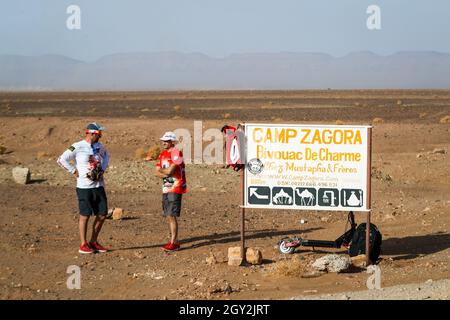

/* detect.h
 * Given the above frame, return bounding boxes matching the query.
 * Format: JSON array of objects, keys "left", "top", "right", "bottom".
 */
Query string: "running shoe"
[
  {"left": 89, "top": 241, "right": 108, "bottom": 253},
  {"left": 79, "top": 243, "right": 95, "bottom": 254},
  {"left": 163, "top": 242, "right": 180, "bottom": 251}
]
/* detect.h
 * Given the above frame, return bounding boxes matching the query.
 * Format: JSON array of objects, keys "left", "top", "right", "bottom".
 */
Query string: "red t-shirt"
[{"left": 156, "top": 148, "right": 187, "bottom": 194}]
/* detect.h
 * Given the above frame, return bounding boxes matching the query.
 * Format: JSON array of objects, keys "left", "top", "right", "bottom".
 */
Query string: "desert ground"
[{"left": 0, "top": 90, "right": 450, "bottom": 300}]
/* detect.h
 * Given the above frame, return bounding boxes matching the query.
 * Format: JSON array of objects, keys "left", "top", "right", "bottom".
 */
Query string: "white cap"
[
  {"left": 86, "top": 122, "right": 106, "bottom": 131},
  {"left": 160, "top": 131, "right": 177, "bottom": 142}
]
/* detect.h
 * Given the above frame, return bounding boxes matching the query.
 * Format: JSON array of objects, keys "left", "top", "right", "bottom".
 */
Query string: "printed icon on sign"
[
  {"left": 341, "top": 189, "right": 363, "bottom": 207},
  {"left": 295, "top": 188, "right": 317, "bottom": 206},
  {"left": 248, "top": 186, "right": 271, "bottom": 205},
  {"left": 318, "top": 188, "right": 339, "bottom": 207},
  {"left": 247, "top": 158, "right": 264, "bottom": 175},
  {"left": 272, "top": 187, "right": 294, "bottom": 205}
]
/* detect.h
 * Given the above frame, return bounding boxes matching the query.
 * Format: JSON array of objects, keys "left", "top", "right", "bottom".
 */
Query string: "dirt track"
[
  {"left": 1, "top": 90, "right": 450, "bottom": 300},
  {"left": 293, "top": 278, "right": 450, "bottom": 300}
]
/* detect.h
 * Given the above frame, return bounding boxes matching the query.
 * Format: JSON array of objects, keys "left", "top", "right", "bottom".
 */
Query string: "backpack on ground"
[{"left": 349, "top": 223, "right": 382, "bottom": 263}]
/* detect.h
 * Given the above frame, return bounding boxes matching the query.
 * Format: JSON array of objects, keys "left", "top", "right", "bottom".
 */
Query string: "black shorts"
[
  {"left": 162, "top": 193, "right": 183, "bottom": 217},
  {"left": 76, "top": 187, "right": 108, "bottom": 216}
]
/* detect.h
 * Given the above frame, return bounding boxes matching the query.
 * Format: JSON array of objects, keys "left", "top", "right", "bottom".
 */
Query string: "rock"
[
  {"left": 206, "top": 253, "right": 217, "bottom": 265},
  {"left": 208, "top": 282, "right": 233, "bottom": 294},
  {"left": 422, "top": 207, "right": 431, "bottom": 212},
  {"left": 107, "top": 207, "right": 124, "bottom": 220},
  {"left": 383, "top": 213, "right": 395, "bottom": 221},
  {"left": 432, "top": 148, "right": 446, "bottom": 154},
  {"left": 222, "top": 283, "right": 233, "bottom": 294},
  {"left": 439, "top": 115, "right": 450, "bottom": 123},
  {"left": 372, "top": 117, "right": 384, "bottom": 124},
  {"left": 12, "top": 167, "right": 30, "bottom": 185},
  {"left": 208, "top": 285, "right": 221, "bottom": 294},
  {"left": 303, "top": 289, "right": 318, "bottom": 294},
  {"left": 301, "top": 270, "right": 325, "bottom": 278},
  {"left": 350, "top": 254, "right": 367, "bottom": 268},
  {"left": 312, "top": 254, "right": 351, "bottom": 273},
  {"left": 228, "top": 247, "right": 243, "bottom": 266},
  {"left": 245, "top": 248, "right": 263, "bottom": 265},
  {"left": 134, "top": 250, "right": 146, "bottom": 259}
]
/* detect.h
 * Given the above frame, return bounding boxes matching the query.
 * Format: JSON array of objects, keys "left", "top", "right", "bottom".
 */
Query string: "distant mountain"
[{"left": 1, "top": 51, "right": 450, "bottom": 90}]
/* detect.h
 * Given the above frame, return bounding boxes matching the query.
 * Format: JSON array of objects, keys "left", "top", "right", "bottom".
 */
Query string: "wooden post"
[
  {"left": 240, "top": 166, "right": 246, "bottom": 261},
  {"left": 366, "top": 127, "right": 373, "bottom": 266}
]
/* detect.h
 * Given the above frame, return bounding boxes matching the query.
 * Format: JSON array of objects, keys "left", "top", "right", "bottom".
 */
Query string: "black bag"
[{"left": 349, "top": 223, "right": 382, "bottom": 262}]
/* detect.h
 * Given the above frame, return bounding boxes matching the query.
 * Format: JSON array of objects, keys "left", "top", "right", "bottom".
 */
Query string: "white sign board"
[{"left": 244, "top": 123, "right": 371, "bottom": 211}]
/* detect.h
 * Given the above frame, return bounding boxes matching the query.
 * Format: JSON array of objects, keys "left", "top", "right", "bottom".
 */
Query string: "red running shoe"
[
  {"left": 79, "top": 243, "right": 94, "bottom": 254},
  {"left": 89, "top": 241, "right": 108, "bottom": 253},
  {"left": 163, "top": 242, "right": 180, "bottom": 251}
]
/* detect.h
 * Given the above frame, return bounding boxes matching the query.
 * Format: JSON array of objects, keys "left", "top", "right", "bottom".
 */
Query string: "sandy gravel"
[{"left": 292, "top": 278, "right": 450, "bottom": 300}]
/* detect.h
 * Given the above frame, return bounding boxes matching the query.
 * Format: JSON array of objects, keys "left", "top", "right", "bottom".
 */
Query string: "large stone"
[
  {"left": 372, "top": 117, "right": 384, "bottom": 124},
  {"left": 12, "top": 167, "right": 30, "bottom": 185},
  {"left": 350, "top": 254, "right": 368, "bottom": 268},
  {"left": 245, "top": 248, "right": 263, "bottom": 265},
  {"left": 206, "top": 253, "right": 217, "bottom": 265},
  {"left": 439, "top": 115, "right": 450, "bottom": 123},
  {"left": 107, "top": 207, "right": 124, "bottom": 220},
  {"left": 227, "top": 247, "right": 243, "bottom": 266},
  {"left": 312, "top": 254, "right": 351, "bottom": 273},
  {"left": 432, "top": 148, "right": 446, "bottom": 154},
  {"left": 112, "top": 208, "right": 124, "bottom": 220}
]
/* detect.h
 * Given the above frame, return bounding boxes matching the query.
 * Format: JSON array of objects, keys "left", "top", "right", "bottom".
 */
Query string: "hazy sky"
[{"left": 1, "top": 0, "right": 449, "bottom": 61}]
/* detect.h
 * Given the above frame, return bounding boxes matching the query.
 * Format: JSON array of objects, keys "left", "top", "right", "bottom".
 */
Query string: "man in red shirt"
[{"left": 155, "top": 131, "right": 187, "bottom": 251}]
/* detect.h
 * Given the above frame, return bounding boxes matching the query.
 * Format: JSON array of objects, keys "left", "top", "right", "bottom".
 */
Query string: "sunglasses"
[{"left": 86, "top": 130, "right": 102, "bottom": 137}]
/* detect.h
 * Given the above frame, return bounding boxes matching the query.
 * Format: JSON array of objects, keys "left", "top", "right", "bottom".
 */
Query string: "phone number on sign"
[{"left": 277, "top": 181, "right": 337, "bottom": 188}]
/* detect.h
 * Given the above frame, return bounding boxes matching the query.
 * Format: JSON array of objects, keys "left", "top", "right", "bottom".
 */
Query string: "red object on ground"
[
  {"left": 163, "top": 242, "right": 180, "bottom": 251},
  {"left": 89, "top": 241, "right": 108, "bottom": 253},
  {"left": 79, "top": 243, "right": 95, "bottom": 254}
]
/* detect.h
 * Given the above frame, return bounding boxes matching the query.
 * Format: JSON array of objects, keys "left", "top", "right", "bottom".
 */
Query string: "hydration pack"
[{"left": 349, "top": 223, "right": 382, "bottom": 263}]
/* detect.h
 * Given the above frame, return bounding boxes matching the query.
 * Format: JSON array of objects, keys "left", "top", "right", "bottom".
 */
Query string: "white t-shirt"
[{"left": 57, "top": 140, "right": 109, "bottom": 189}]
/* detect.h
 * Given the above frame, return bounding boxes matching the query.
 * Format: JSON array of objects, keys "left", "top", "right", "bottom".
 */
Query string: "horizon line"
[{"left": 1, "top": 50, "right": 450, "bottom": 63}]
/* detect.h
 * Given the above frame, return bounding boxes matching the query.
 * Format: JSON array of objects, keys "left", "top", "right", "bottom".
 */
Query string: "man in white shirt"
[{"left": 57, "top": 122, "right": 110, "bottom": 254}]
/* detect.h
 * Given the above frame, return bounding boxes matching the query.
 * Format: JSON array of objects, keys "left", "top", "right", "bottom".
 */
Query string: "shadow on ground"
[
  {"left": 115, "top": 227, "right": 323, "bottom": 251},
  {"left": 29, "top": 179, "right": 47, "bottom": 184},
  {"left": 382, "top": 232, "right": 450, "bottom": 260}
]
